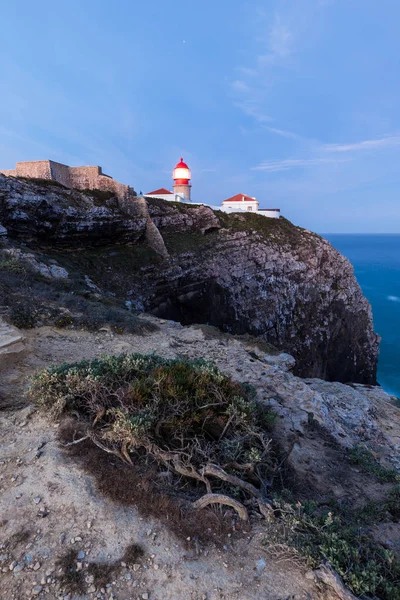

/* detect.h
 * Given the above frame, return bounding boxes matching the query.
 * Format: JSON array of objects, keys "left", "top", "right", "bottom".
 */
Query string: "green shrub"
[
  {"left": 54, "top": 314, "right": 74, "bottom": 328},
  {"left": 348, "top": 446, "right": 399, "bottom": 483},
  {"left": 386, "top": 485, "right": 400, "bottom": 520},
  {"left": 9, "top": 302, "right": 38, "bottom": 329},
  {"left": 30, "top": 355, "right": 275, "bottom": 512},
  {"left": 0, "top": 255, "right": 28, "bottom": 274},
  {"left": 264, "top": 498, "right": 400, "bottom": 600}
]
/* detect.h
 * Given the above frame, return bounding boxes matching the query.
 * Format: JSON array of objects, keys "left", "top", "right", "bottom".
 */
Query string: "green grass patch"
[
  {"left": 348, "top": 446, "right": 400, "bottom": 483},
  {"left": 264, "top": 496, "right": 400, "bottom": 600}
]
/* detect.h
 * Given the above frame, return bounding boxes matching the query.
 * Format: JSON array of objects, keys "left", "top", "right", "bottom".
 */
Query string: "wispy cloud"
[
  {"left": 260, "top": 15, "right": 294, "bottom": 65},
  {"left": 252, "top": 157, "right": 351, "bottom": 172},
  {"left": 230, "top": 12, "right": 297, "bottom": 126},
  {"left": 324, "top": 135, "right": 400, "bottom": 152},
  {"left": 262, "top": 126, "right": 302, "bottom": 140}
]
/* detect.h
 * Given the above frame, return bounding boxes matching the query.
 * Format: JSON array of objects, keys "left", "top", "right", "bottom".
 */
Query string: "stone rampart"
[{"left": 0, "top": 160, "right": 134, "bottom": 202}]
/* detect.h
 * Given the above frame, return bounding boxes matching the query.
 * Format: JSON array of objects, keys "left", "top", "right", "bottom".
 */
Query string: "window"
[{"left": 247, "top": 206, "right": 252, "bottom": 211}]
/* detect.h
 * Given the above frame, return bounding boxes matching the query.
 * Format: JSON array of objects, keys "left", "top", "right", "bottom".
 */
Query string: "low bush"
[
  {"left": 30, "top": 355, "right": 275, "bottom": 521},
  {"left": 9, "top": 302, "right": 38, "bottom": 329},
  {"left": 348, "top": 446, "right": 399, "bottom": 483},
  {"left": 264, "top": 497, "right": 400, "bottom": 600},
  {"left": 0, "top": 255, "right": 29, "bottom": 274}
]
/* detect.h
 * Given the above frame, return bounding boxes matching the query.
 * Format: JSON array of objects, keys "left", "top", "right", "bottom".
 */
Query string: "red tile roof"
[
  {"left": 222, "top": 193, "right": 258, "bottom": 203},
  {"left": 146, "top": 188, "right": 173, "bottom": 195}
]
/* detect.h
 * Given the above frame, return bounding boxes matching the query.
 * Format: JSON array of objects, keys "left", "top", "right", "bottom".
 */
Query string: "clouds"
[
  {"left": 252, "top": 157, "right": 350, "bottom": 172},
  {"left": 323, "top": 135, "right": 400, "bottom": 153}
]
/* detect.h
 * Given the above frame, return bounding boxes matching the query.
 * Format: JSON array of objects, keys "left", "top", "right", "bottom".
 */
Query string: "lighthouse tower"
[{"left": 173, "top": 157, "right": 191, "bottom": 202}]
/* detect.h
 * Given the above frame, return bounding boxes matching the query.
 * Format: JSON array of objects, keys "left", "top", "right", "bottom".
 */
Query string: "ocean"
[{"left": 324, "top": 234, "right": 400, "bottom": 398}]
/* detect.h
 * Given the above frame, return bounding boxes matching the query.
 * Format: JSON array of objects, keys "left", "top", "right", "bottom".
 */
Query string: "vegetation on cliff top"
[
  {"left": 0, "top": 248, "right": 155, "bottom": 333},
  {"left": 30, "top": 354, "right": 276, "bottom": 524},
  {"left": 29, "top": 352, "right": 400, "bottom": 599}
]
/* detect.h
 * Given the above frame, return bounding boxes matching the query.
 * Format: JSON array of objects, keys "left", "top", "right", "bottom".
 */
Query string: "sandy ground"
[{"left": 0, "top": 321, "right": 324, "bottom": 600}]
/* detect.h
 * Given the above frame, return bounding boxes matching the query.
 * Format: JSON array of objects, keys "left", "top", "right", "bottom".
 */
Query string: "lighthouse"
[{"left": 173, "top": 157, "right": 191, "bottom": 202}]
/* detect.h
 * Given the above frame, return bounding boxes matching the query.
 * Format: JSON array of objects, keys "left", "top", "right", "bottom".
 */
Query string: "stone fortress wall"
[{"left": 0, "top": 160, "right": 134, "bottom": 201}]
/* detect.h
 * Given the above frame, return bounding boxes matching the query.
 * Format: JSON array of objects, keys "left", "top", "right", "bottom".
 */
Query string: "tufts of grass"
[
  {"left": 56, "top": 549, "right": 86, "bottom": 594},
  {"left": 0, "top": 254, "right": 29, "bottom": 274},
  {"left": 348, "top": 446, "right": 400, "bottom": 484},
  {"left": 56, "top": 543, "right": 145, "bottom": 594},
  {"left": 386, "top": 485, "right": 400, "bottom": 520},
  {"left": 16, "top": 176, "right": 68, "bottom": 189},
  {"left": 8, "top": 302, "right": 38, "bottom": 329},
  {"left": 80, "top": 188, "right": 117, "bottom": 206},
  {"left": 263, "top": 497, "right": 400, "bottom": 600},
  {"left": 0, "top": 247, "right": 156, "bottom": 334}
]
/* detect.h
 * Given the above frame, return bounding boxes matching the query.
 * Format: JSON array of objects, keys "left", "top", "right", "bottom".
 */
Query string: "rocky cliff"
[{"left": 0, "top": 173, "right": 379, "bottom": 383}]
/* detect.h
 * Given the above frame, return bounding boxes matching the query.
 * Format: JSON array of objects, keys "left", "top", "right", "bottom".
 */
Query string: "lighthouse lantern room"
[{"left": 173, "top": 157, "right": 191, "bottom": 201}]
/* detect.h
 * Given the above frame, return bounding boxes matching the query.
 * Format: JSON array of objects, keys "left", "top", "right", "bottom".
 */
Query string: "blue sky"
[{"left": 1, "top": 0, "right": 399, "bottom": 232}]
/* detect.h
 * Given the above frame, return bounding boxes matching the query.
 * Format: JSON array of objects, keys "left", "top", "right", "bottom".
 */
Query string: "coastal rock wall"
[{"left": 0, "top": 174, "right": 379, "bottom": 383}]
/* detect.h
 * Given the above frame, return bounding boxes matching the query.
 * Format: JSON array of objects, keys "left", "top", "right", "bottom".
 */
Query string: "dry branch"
[{"left": 193, "top": 493, "right": 249, "bottom": 521}]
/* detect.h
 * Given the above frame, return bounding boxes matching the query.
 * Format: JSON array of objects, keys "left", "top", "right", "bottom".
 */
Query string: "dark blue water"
[{"left": 324, "top": 234, "right": 400, "bottom": 397}]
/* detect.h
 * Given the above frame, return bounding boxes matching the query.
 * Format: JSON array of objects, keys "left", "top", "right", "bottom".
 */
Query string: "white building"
[
  {"left": 145, "top": 187, "right": 186, "bottom": 202},
  {"left": 221, "top": 194, "right": 280, "bottom": 218},
  {"left": 145, "top": 160, "right": 281, "bottom": 219}
]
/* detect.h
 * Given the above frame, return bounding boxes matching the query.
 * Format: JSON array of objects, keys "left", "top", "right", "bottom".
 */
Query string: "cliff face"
[{"left": 0, "top": 174, "right": 379, "bottom": 383}]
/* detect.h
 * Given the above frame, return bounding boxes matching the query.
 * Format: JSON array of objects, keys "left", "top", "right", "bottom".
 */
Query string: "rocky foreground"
[
  {"left": 0, "top": 173, "right": 379, "bottom": 383},
  {"left": 0, "top": 318, "right": 399, "bottom": 600}
]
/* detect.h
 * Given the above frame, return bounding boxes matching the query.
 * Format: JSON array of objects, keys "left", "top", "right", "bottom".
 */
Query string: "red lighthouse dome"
[{"left": 172, "top": 157, "right": 191, "bottom": 185}]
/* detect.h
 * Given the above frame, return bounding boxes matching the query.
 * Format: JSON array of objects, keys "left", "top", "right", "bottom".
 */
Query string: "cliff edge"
[{"left": 0, "top": 173, "right": 379, "bottom": 383}]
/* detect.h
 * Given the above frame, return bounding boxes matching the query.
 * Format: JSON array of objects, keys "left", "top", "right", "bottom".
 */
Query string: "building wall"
[
  {"left": 0, "top": 160, "right": 132, "bottom": 201},
  {"left": 49, "top": 161, "right": 73, "bottom": 187},
  {"left": 258, "top": 209, "right": 280, "bottom": 219},
  {"left": 16, "top": 161, "right": 52, "bottom": 180},
  {"left": 222, "top": 200, "right": 259, "bottom": 212}
]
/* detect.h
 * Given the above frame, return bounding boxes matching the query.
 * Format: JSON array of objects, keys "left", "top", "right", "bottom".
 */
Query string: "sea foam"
[{"left": 387, "top": 295, "right": 400, "bottom": 302}]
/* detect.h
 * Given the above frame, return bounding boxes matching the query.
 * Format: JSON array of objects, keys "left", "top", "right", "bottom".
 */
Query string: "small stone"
[
  {"left": 33, "top": 497, "right": 41, "bottom": 504},
  {"left": 74, "top": 536, "right": 82, "bottom": 542},
  {"left": 9, "top": 561, "right": 17, "bottom": 571},
  {"left": 76, "top": 562, "right": 83, "bottom": 570},
  {"left": 154, "top": 564, "right": 159, "bottom": 570},
  {"left": 142, "top": 594, "right": 149, "bottom": 600},
  {"left": 59, "top": 533, "right": 66, "bottom": 544},
  {"left": 33, "top": 561, "right": 41, "bottom": 571},
  {"left": 32, "top": 585, "right": 43, "bottom": 595},
  {"left": 13, "top": 563, "right": 24, "bottom": 573},
  {"left": 133, "top": 564, "right": 141, "bottom": 571},
  {"left": 77, "top": 550, "right": 85, "bottom": 560},
  {"left": 124, "top": 573, "right": 132, "bottom": 580},
  {"left": 88, "top": 584, "right": 96, "bottom": 593}
]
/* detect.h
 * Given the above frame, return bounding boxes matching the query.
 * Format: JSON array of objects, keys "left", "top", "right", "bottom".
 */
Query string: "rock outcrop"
[{"left": 0, "top": 173, "right": 379, "bottom": 383}]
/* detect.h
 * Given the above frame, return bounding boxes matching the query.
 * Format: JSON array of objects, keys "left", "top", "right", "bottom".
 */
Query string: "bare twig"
[
  {"left": 61, "top": 435, "right": 89, "bottom": 447},
  {"left": 193, "top": 493, "right": 249, "bottom": 521}
]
